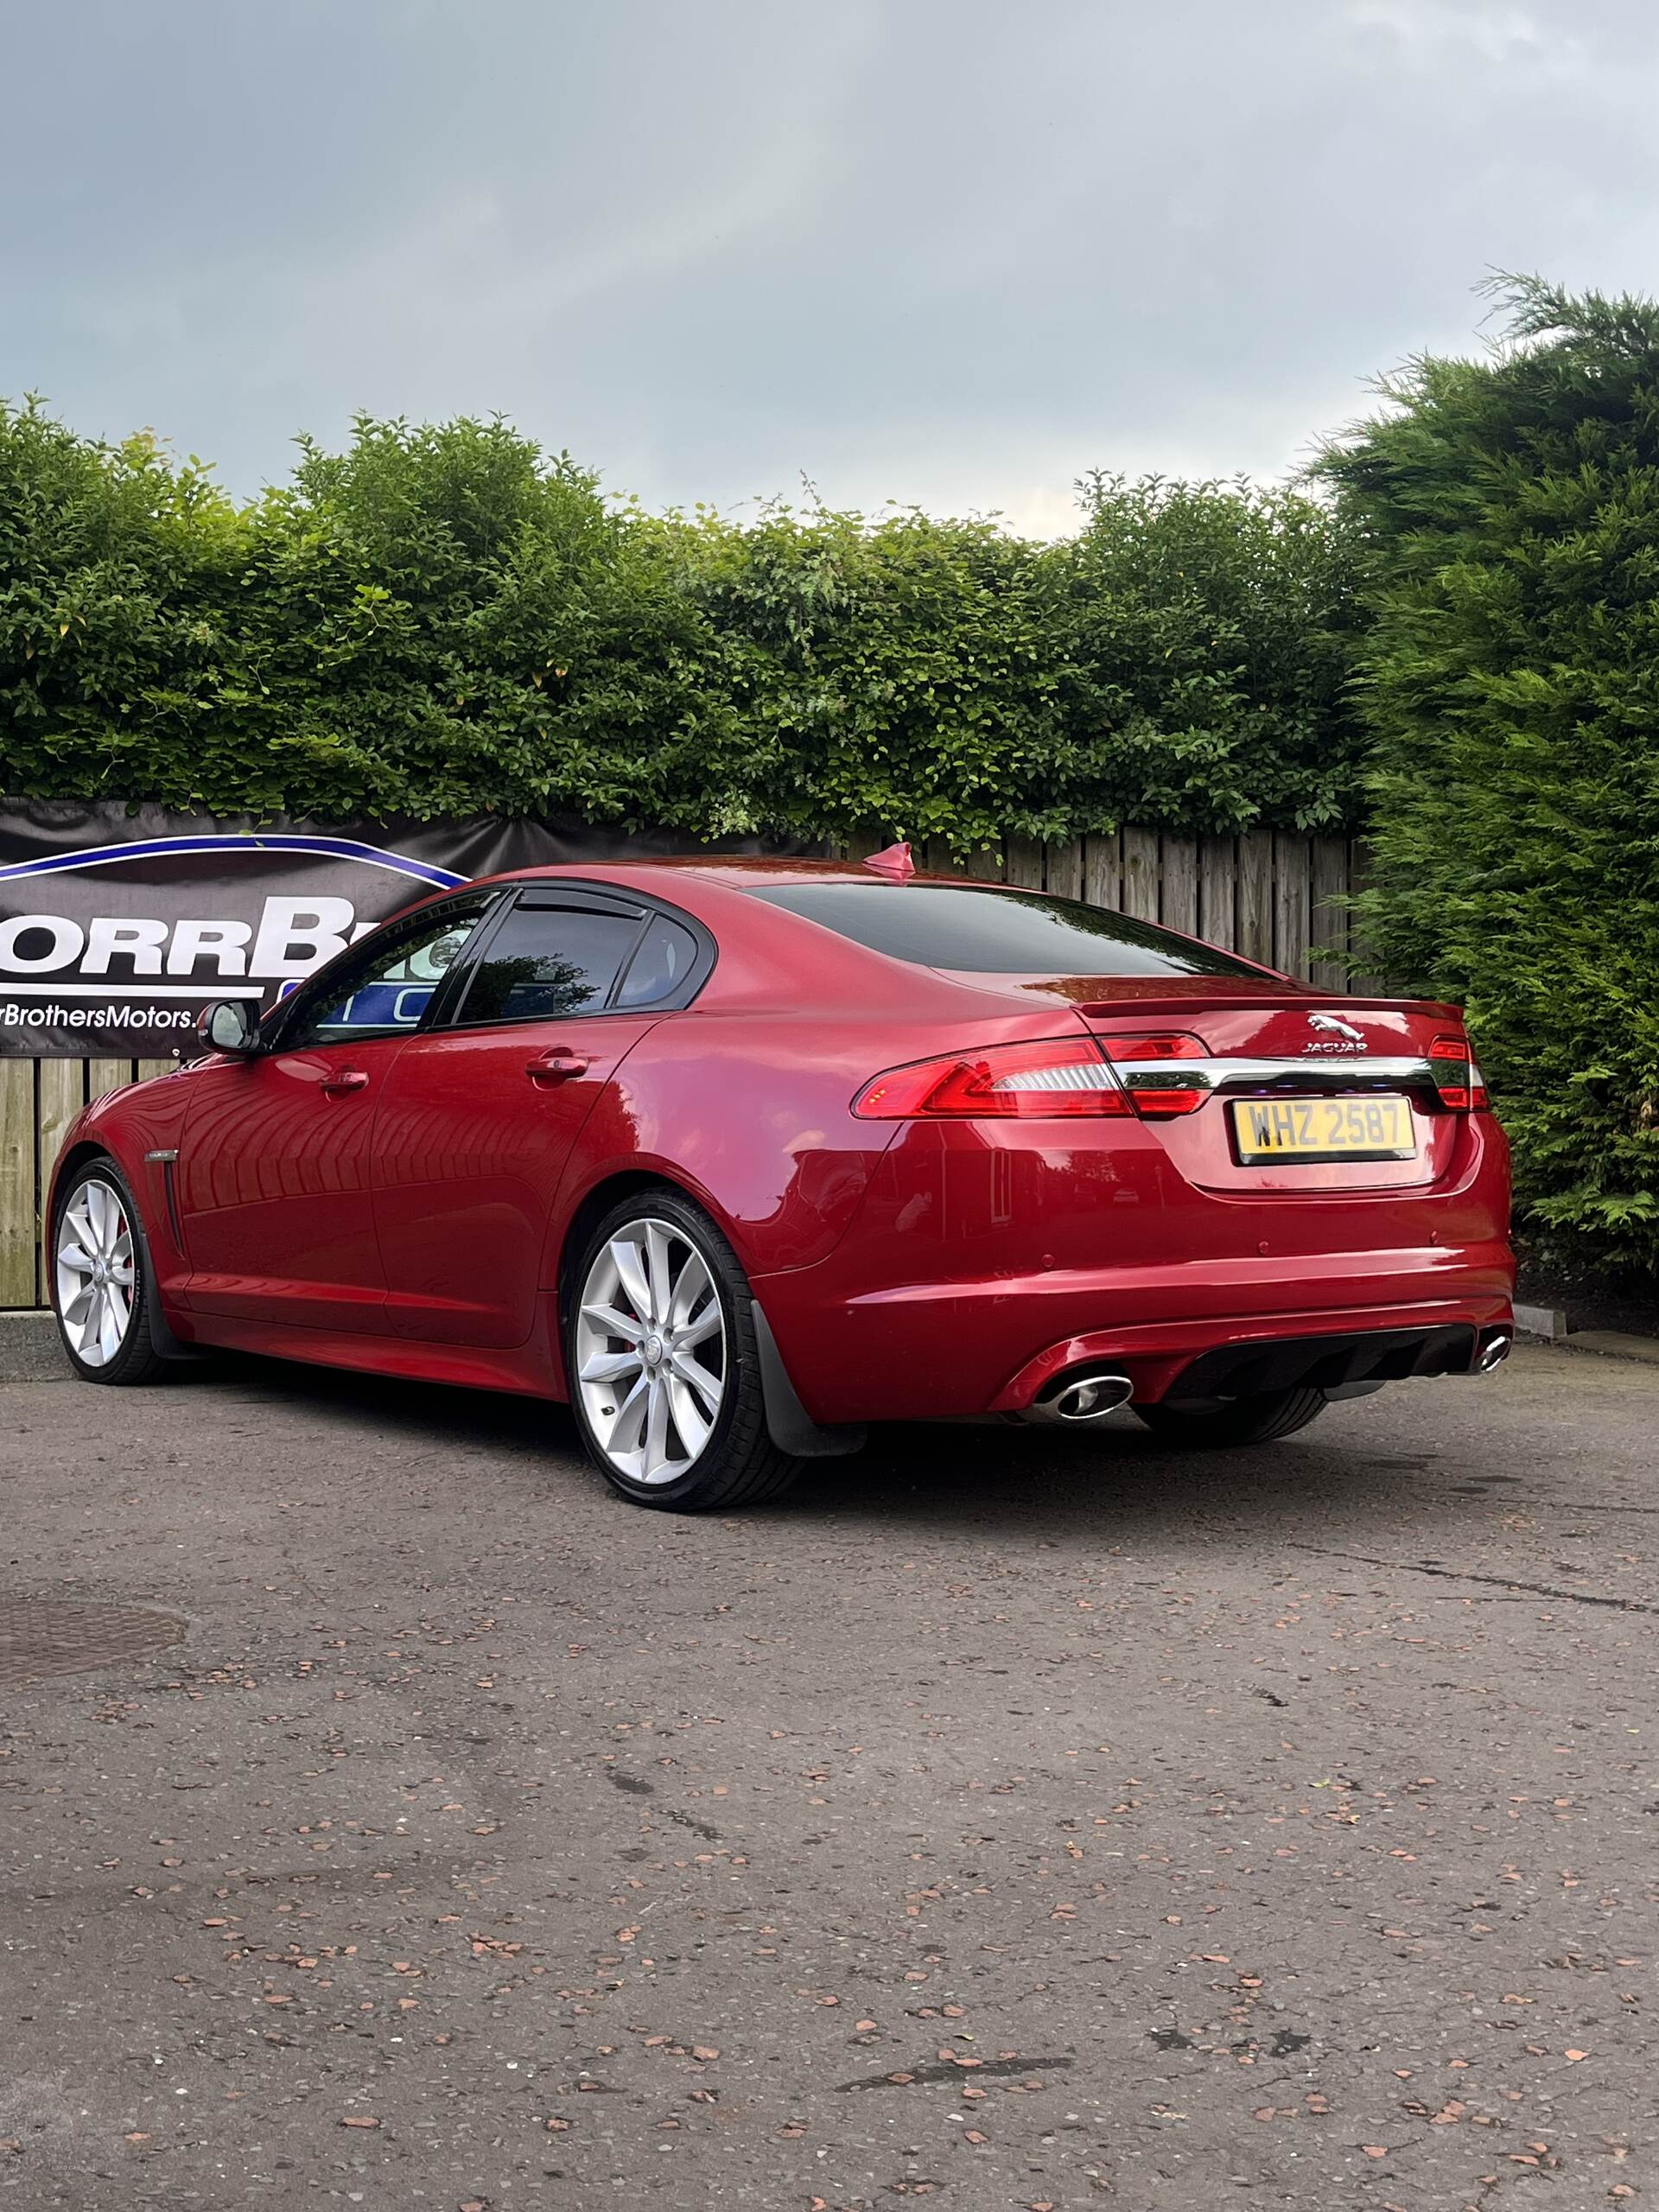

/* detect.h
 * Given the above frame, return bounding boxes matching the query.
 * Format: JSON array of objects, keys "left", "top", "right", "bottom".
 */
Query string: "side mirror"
[{"left": 198, "top": 999, "right": 261, "bottom": 1055}]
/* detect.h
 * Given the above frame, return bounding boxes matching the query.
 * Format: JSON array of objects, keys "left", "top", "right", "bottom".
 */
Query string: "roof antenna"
[{"left": 862, "top": 835, "right": 915, "bottom": 882}]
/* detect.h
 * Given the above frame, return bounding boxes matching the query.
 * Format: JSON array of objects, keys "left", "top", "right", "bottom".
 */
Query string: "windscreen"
[{"left": 749, "top": 882, "right": 1262, "bottom": 978}]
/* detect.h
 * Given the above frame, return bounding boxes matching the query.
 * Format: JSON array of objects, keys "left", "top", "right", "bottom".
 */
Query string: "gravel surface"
[{"left": 2, "top": 1343, "right": 1655, "bottom": 2209}]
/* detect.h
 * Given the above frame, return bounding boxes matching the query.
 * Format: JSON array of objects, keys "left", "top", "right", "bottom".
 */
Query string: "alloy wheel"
[
  {"left": 55, "top": 1179, "right": 137, "bottom": 1369},
  {"left": 575, "top": 1217, "right": 728, "bottom": 1484}
]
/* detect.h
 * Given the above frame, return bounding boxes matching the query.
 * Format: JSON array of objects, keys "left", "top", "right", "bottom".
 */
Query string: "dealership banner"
[{"left": 0, "top": 803, "right": 779, "bottom": 1057}]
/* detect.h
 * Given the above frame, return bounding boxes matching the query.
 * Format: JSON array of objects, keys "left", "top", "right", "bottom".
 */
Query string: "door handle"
[
  {"left": 320, "top": 1068, "right": 371, "bottom": 1096},
  {"left": 526, "top": 1046, "right": 591, "bottom": 1085}
]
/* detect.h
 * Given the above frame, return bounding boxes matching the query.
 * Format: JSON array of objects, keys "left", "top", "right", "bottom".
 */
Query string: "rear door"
[{"left": 371, "top": 887, "right": 708, "bottom": 1347}]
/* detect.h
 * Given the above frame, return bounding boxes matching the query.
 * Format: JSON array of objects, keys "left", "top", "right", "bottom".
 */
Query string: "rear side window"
[
  {"left": 616, "top": 915, "right": 700, "bottom": 1008},
  {"left": 457, "top": 904, "right": 643, "bottom": 1026},
  {"left": 748, "top": 883, "right": 1260, "bottom": 978}
]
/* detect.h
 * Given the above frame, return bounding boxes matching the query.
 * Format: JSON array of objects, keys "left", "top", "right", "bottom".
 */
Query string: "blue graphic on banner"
[{"left": 0, "top": 832, "right": 464, "bottom": 890}]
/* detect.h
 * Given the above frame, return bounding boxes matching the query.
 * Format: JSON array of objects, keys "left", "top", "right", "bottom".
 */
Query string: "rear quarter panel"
[
  {"left": 543, "top": 1012, "right": 903, "bottom": 1280},
  {"left": 543, "top": 979, "right": 1122, "bottom": 1277}
]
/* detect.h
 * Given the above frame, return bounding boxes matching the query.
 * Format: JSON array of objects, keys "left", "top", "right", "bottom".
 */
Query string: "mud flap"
[{"left": 751, "top": 1301, "right": 867, "bottom": 1459}]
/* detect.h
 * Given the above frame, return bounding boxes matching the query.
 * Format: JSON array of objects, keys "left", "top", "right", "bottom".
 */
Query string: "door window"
[
  {"left": 455, "top": 903, "right": 644, "bottom": 1027},
  {"left": 277, "top": 897, "right": 493, "bottom": 1051}
]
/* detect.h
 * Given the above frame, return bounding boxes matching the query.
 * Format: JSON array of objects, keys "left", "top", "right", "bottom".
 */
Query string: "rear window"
[{"left": 749, "top": 883, "right": 1260, "bottom": 978}]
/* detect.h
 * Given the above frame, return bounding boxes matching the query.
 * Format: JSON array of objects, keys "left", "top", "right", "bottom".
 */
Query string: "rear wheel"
[
  {"left": 53, "top": 1160, "right": 170, "bottom": 1385},
  {"left": 1135, "top": 1385, "right": 1328, "bottom": 1447},
  {"left": 566, "top": 1190, "right": 801, "bottom": 1511}
]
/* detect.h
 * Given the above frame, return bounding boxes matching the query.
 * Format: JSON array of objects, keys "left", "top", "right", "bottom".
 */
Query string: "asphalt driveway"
[{"left": 2, "top": 1343, "right": 1655, "bottom": 2209}]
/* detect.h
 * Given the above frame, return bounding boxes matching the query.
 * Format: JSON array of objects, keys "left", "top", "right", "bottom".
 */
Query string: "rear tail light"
[
  {"left": 1099, "top": 1031, "right": 1211, "bottom": 1116},
  {"left": 1428, "top": 1033, "right": 1490, "bottom": 1112},
  {"left": 853, "top": 1037, "right": 1131, "bottom": 1119}
]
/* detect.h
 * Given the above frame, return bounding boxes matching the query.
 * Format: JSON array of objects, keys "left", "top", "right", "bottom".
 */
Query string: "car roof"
[
  {"left": 385, "top": 852, "right": 1327, "bottom": 1016},
  {"left": 473, "top": 855, "right": 984, "bottom": 890},
  {"left": 435, "top": 855, "right": 1084, "bottom": 1020}
]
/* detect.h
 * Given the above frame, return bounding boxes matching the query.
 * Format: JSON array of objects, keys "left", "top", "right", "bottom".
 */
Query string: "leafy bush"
[
  {"left": 1059, "top": 474, "right": 1363, "bottom": 833},
  {"left": 1320, "top": 278, "right": 1659, "bottom": 1274},
  {"left": 0, "top": 400, "right": 1364, "bottom": 843}
]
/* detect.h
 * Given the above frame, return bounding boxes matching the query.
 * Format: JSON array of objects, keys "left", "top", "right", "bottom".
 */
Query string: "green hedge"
[
  {"left": 12, "top": 308, "right": 1659, "bottom": 1284},
  {"left": 1320, "top": 279, "right": 1659, "bottom": 1275},
  {"left": 0, "top": 402, "right": 1363, "bottom": 847}
]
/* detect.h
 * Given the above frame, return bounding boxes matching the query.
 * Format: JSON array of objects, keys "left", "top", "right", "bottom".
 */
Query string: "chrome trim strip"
[{"left": 1113, "top": 1055, "right": 1438, "bottom": 1098}]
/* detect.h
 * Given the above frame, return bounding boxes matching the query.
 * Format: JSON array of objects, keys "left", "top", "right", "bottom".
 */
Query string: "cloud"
[
  {"left": 1343, "top": 0, "right": 1558, "bottom": 65},
  {"left": 3, "top": 0, "right": 1657, "bottom": 525}
]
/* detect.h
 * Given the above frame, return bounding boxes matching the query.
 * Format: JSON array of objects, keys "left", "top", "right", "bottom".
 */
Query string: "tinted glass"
[
  {"left": 282, "top": 899, "right": 489, "bottom": 1049},
  {"left": 458, "top": 904, "right": 642, "bottom": 1026},
  {"left": 749, "top": 883, "right": 1259, "bottom": 977},
  {"left": 616, "top": 914, "right": 700, "bottom": 1008}
]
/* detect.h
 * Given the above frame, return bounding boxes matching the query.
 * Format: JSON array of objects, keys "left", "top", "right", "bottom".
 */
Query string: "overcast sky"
[{"left": 5, "top": 0, "right": 1656, "bottom": 534}]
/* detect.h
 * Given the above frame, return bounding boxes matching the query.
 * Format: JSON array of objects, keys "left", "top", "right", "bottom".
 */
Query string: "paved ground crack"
[{"left": 1289, "top": 1543, "right": 1659, "bottom": 1614}]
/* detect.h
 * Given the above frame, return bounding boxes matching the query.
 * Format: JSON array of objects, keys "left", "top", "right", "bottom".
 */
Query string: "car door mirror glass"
[{"left": 200, "top": 999, "right": 260, "bottom": 1054}]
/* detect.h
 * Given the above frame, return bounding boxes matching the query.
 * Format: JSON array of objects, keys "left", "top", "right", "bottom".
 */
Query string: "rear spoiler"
[{"left": 1074, "top": 994, "right": 1464, "bottom": 1021}]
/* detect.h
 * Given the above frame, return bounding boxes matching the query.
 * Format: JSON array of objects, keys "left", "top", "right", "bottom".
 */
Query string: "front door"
[
  {"left": 177, "top": 893, "right": 495, "bottom": 1333},
  {"left": 372, "top": 890, "right": 666, "bottom": 1347}
]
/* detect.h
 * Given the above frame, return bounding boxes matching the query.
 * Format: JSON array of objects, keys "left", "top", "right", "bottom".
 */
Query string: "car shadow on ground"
[{"left": 172, "top": 1349, "right": 1447, "bottom": 1542}]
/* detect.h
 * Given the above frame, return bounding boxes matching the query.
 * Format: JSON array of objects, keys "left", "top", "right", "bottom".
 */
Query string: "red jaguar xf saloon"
[{"left": 49, "top": 855, "right": 1514, "bottom": 1509}]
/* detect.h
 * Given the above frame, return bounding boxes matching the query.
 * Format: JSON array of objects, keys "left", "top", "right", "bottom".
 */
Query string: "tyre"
[
  {"left": 52, "top": 1158, "right": 172, "bottom": 1386},
  {"left": 1135, "top": 1385, "right": 1329, "bottom": 1447},
  {"left": 566, "top": 1189, "right": 801, "bottom": 1510}
]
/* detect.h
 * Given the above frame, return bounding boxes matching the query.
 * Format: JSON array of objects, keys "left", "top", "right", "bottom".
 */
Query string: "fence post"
[
  {"left": 1005, "top": 837, "right": 1046, "bottom": 890},
  {"left": 35, "top": 1062, "right": 85, "bottom": 1304},
  {"left": 88, "top": 1057, "right": 136, "bottom": 1103},
  {"left": 1198, "top": 836, "right": 1237, "bottom": 948},
  {"left": 1310, "top": 836, "right": 1350, "bottom": 989},
  {"left": 1122, "top": 826, "right": 1160, "bottom": 921},
  {"left": 1238, "top": 834, "right": 1274, "bottom": 966},
  {"left": 1084, "top": 831, "right": 1122, "bottom": 910},
  {"left": 1160, "top": 835, "right": 1199, "bottom": 936},
  {"left": 1272, "top": 833, "right": 1312, "bottom": 980},
  {"left": 1045, "top": 841, "right": 1084, "bottom": 899},
  {"left": 0, "top": 1062, "right": 35, "bottom": 1308}
]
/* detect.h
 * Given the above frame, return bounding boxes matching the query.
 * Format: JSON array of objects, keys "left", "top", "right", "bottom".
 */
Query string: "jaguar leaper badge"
[{"left": 1303, "top": 1013, "right": 1367, "bottom": 1053}]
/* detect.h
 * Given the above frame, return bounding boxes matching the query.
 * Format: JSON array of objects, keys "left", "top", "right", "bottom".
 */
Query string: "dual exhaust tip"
[
  {"left": 1024, "top": 1332, "right": 1512, "bottom": 1424},
  {"left": 1024, "top": 1370, "right": 1135, "bottom": 1426}
]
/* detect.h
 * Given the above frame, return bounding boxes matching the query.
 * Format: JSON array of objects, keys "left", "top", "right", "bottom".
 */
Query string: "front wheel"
[
  {"left": 53, "top": 1159, "right": 172, "bottom": 1385},
  {"left": 1135, "top": 1386, "right": 1328, "bottom": 1448},
  {"left": 566, "top": 1191, "right": 801, "bottom": 1510}
]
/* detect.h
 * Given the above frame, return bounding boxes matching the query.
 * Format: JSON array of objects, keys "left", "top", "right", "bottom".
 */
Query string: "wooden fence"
[
  {"left": 0, "top": 829, "right": 1366, "bottom": 1312},
  {"left": 888, "top": 828, "right": 1370, "bottom": 991},
  {"left": 2, "top": 1057, "right": 176, "bottom": 1309}
]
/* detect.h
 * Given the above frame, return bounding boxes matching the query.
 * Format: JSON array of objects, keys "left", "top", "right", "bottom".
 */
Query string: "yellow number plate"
[{"left": 1232, "top": 1093, "right": 1416, "bottom": 1163}]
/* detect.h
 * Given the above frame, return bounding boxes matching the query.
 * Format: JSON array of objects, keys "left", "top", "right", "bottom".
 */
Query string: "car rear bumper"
[
  {"left": 754, "top": 1241, "right": 1516, "bottom": 1421},
  {"left": 984, "top": 1294, "right": 1514, "bottom": 1412}
]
